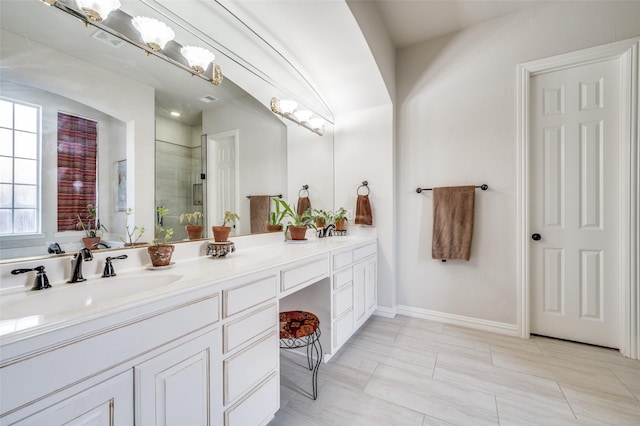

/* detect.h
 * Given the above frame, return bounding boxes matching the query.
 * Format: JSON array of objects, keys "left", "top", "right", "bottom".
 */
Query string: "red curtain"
[{"left": 57, "top": 113, "right": 97, "bottom": 231}]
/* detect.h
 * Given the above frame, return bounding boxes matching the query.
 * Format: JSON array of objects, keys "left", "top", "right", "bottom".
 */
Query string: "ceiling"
[{"left": 372, "top": 0, "right": 549, "bottom": 48}]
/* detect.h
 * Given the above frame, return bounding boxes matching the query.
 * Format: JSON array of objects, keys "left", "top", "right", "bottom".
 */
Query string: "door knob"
[{"left": 531, "top": 233, "right": 541, "bottom": 241}]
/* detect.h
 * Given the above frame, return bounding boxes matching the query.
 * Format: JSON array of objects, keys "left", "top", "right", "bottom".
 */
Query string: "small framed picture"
[{"left": 114, "top": 159, "right": 127, "bottom": 211}]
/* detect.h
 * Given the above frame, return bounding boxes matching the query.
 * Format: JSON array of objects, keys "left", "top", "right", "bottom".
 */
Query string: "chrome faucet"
[
  {"left": 68, "top": 247, "right": 93, "bottom": 283},
  {"left": 320, "top": 224, "right": 335, "bottom": 238}
]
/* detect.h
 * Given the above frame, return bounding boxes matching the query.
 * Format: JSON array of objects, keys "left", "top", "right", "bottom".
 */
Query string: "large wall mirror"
[{"left": 0, "top": 0, "right": 334, "bottom": 261}]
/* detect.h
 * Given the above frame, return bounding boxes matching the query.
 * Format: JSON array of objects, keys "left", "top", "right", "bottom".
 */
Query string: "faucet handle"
[
  {"left": 102, "top": 255, "right": 128, "bottom": 278},
  {"left": 11, "top": 266, "right": 51, "bottom": 291}
]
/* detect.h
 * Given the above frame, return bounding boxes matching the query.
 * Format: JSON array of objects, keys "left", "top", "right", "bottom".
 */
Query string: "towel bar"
[
  {"left": 416, "top": 184, "right": 488, "bottom": 193},
  {"left": 246, "top": 194, "right": 282, "bottom": 199}
]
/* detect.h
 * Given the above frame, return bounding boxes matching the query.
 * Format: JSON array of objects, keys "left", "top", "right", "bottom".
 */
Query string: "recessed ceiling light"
[{"left": 170, "top": 111, "right": 181, "bottom": 117}]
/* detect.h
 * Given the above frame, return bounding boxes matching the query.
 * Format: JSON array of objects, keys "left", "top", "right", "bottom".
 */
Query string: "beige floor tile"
[
  {"left": 560, "top": 383, "right": 640, "bottom": 425},
  {"left": 435, "top": 352, "right": 570, "bottom": 415},
  {"left": 491, "top": 345, "right": 636, "bottom": 399},
  {"left": 364, "top": 364, "right": 499, "bottom": 425},
  {"left": 270, "top": 315, "right": 640, "bottom": 426},
  {"left": 495, "top": 397, "right": 599, "bottom": 426}
]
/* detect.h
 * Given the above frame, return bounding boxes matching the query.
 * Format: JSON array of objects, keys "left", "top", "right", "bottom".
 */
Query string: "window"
[
  {"left": 57, "top": 112, "right": 98, "bottom": 231},
  {"left": 0, "top": 98, "right": 40, "bottom": 235}
]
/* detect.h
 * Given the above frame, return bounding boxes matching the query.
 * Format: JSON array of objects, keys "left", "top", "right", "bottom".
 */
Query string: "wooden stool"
[{"left": 279, "top": 311, "right": 322, "bottom": 400}]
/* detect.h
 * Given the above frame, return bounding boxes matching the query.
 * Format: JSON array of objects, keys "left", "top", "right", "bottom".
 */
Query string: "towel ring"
[
  {"left": 357, "top": 181, "right": 370, "bottom": 196},
  {"left": 299, "top": 185, "right": 309, "bottom": 197}
]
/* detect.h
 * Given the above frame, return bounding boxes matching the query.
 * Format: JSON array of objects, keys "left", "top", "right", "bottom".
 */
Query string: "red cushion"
[{"left": 280, "top": 311, "right": 319, "bottom": 339}]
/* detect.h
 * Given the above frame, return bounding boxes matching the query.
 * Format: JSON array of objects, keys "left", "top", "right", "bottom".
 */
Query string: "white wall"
[
  {"left": 396, "top": 2, "right": 640, "bottom": 325},
  {"left": 335, "top": 103, "right": 395, "bottom": 311}
]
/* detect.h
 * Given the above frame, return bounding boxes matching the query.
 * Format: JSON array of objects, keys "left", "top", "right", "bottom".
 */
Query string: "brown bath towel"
[
  {"left": 297, "top": 196, "right": 311, "bottom": 217},
  {"left": 249, "top": 195, "right": 270, "bottom": 233},
  {"left": 355, "top": 194, "right": 373, "bottom": 225},
  {"left": 432, "top": 186, "right": 475, "bottom": 261}
]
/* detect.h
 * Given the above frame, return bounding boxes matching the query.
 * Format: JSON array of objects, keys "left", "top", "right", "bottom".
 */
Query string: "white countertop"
[{"left": 0, "top": 235, "right": 376, "bottom": 347}]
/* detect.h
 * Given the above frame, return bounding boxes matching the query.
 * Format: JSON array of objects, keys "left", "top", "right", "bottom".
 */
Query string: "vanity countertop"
[{"left": 0, "top": 235, "right": 376, "bottom": 347}]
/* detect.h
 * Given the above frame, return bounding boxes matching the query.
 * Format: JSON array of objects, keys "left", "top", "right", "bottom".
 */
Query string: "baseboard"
[
  {"left": 396, "top": 305, "right": 519, "bottom": 337},
  {"left": 373, "top": 305, "right": 397, "bottom": 318}
]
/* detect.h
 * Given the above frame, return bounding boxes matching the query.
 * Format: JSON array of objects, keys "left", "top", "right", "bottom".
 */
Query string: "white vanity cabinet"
[
  {"left": 220, "top": 271, "right": 279, "bottom": 426},
  {"left": 0, "top": 291, "right": 220, "bottom": 426},
  {"left": 330, "top": 242, "right": 377, "bottom": 354}
]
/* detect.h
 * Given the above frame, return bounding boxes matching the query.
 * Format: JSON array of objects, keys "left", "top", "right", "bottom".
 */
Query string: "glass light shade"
[
  {"left": 180, "top": 46, "right": 216, "bottom": 74},
  {"left": 279, "top": 100, "right": 297, "bottom": 115},
  {"left": 131, "top": 16, "right": 175, "bottom": 52},
  {"left": 75, "top": 0, "right": 120, "bottom": 21},
  {"left": 308, "top": 117, "right": 324, "bottom": 130},
  {"left": 279, "top": 99, "right": 298, "bottom": 115},
  {"left": 294, "top": 109, "right": 313, "bottom": 123}
]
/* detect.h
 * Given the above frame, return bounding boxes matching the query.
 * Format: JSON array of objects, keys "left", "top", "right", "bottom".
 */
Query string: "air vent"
[
  {"left": 199, "top": 95, "right": 218, "bottom": 103},
  {"left": 91, "top": 29, "right": 125, "bottom": 48}
]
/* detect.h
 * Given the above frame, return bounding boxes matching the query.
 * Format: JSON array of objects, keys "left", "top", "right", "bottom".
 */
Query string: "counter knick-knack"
[{"left": 212, "top": 211, "right": 240, "bottom": 242}]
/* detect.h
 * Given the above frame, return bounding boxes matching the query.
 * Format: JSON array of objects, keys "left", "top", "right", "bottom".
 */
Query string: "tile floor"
[{"left": 269, "top": 315, "right": 640, "bottom": 425}]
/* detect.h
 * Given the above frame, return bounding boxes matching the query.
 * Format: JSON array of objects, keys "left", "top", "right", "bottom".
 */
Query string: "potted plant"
[
  {"left": 120, "top": 208, "right": 146, "bottom": 246},
  {"left": 212, "top": 211, "right": 240, "bottom": 242},
  {"left": 266, "top": 201, "right": 286, "bottom": 232},
  {"left": 273, "top": 198, "right": 316, "bottom": 240},
  {"left": 333, "top": 207, "right": 348, "bottom": 231},
  {"left": 313, "top": 209, "right": 331, "bottom": 229},
  {"left": 147, "top": 207, "right": 174, "bottom": 266},
  {"left": 77, "top": 204, "right": 108, "bottom": 249},
  {"left": 180, "top": 211, "right": 204, "bottom": 240}
]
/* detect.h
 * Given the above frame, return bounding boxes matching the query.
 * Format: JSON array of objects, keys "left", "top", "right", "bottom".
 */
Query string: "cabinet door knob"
[{"left": 531, "top": 233, "right": 542, "bottom": 241}]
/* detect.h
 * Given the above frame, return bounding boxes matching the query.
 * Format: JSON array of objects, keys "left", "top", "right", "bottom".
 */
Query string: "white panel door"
[
  {"left": 207, "top": 131, "right": 238, "bottom": 236},
  {"left": 530, "top": 58, "right": 620, "bottom": 348}
]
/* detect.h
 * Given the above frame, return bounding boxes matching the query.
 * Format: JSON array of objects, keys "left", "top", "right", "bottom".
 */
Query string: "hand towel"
[
  {"left": 297, "top": 196, "right": 311, "bottom": 217},
  {"left": 355, "top": 194, "right": 373, "bottom": 225},
  {"left": 249, "top": 195, "right": 271, "bottom": 233},
  {"left": 432, "top": 186, "right": 475, "bottom": 261}
]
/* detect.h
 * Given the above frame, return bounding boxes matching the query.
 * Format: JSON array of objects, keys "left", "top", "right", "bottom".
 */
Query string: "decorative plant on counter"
[
  {"left": 312, "top": 208, "right": 332, "bottom": 229},
  {"left": 212, "top": 211, "right": 240, "bottom": 242},
  {"left": 148, "top": 206, "right": 175, "bottom": 267},
  {"left": 120, "top": 208, "right": 145, "bottom": 246},
  {"left": 332, "top": 207, "right": 348, "bottom": 231},
  {"left": 77, "top": 204, "right": 109, "bottom": 249},
  {"left": 180, "top": 211, "right": 204, "bottom": 240},
  {"left": 273, "top": 198, "right": 316, "bottom": 240},
  {"left": 266, "top": 200, "right": 286, "bottom": 232}
]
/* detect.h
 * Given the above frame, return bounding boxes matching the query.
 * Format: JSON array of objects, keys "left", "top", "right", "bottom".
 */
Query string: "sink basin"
[{"left": 0, "top": 274, "right": 183, "bottom": 324}]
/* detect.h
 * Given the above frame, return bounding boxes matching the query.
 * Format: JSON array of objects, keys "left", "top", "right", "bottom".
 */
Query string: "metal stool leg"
[{"left": 310, "top": 328, "right": 322, "bottom": 400}]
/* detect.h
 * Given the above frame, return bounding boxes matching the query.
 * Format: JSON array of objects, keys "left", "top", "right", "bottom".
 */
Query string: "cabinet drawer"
[
  {"left": 223, "top": 303, "right": 278, "bottom": 354},
  {"left": 353, "top": 243, "right": 376, "bottom": 262},
  {"left": 333, "top": 310, "right": 353, "bottom": 349},
  {"left": 224, "top": 373, "right": 278, "bottom": 426},
  {"left": 280, "top": 256, "right": 328, "bottom": 292},
  {"left": 223, "top": 332, "right": 278, "bottom": 405},
  {"left": 333, "top": 249, "right": 353, "bottom": 270},
  {"left": 333, "top": 284, "right": 353, "bottom": 319},
  {"left": 333, "top": 268, "right": 353, "bottom": 290},
  {"left": 223, "top": 275, "right": 277, "bottom": 318}
]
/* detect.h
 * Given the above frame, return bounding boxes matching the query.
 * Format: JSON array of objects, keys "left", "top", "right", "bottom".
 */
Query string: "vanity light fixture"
[
  {"left": 75, "top": 0, "right": 121, "bottom": 22},
  {"left": 270, "top": 97, "right": 325, "bottom": 136},
  {"left": 43, "top": 0, "right": 224, "bottom": 86},
  {"left": 181, "top": 46, "right": 216, "bottom": 74},
  {"left": 131, "top": 16, "right": 175, "bottom": 52}
]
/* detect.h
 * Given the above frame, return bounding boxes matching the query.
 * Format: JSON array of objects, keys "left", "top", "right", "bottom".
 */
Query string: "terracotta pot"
[
  {"left": 335, "top": 218, "right": 347, "bottom": 231},
  {"left": 82, "top": 236, "right": 101, "bottom": 249},
  {"left": 266, "top": 224, "right": 283, "bottom": 233},
  {"left": 289, "top": 225, "right": 308, "bottom": 240},
  {"left": 315, "top": 218, "right": 325, "bottom": 228},
  {"left": 147, "top": 244, "right": 175, "bottom": 267},
  {"left": 185, "top": 224, "right": 205, "bottom": 240},
  {"left": 212, "top": 226, "right": 232, "bottom": 242}
]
